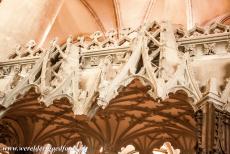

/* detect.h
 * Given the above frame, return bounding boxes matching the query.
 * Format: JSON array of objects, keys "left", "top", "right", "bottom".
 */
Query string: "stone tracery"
[{"left": 0, "top": 21, "right": 230, "bottom": 153}]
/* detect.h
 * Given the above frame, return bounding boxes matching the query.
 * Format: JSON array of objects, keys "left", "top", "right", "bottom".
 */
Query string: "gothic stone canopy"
[{"left": 0, "top": 21, "right": 230, "bottom": 154}]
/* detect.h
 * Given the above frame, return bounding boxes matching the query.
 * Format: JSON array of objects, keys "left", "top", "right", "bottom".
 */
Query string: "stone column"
[{"left": 0, "top": 0, "right": 64, "bottom": 60}]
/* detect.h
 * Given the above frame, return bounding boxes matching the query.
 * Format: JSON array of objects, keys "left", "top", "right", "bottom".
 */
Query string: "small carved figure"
[
  {"left": 25, "top": 40, "right": 36, "bottom": 56},
  {"left": 185, "top": 44, "right": 196, "bottom": 56},
  {"left": 50, "top": 36, "right": 79, "bottom": 88},
  {"left": 203, "top": 43, "right": 216, "bottom": 55},
  {"left": 10, "top": 65, "right": 21, "bottom": 89}
]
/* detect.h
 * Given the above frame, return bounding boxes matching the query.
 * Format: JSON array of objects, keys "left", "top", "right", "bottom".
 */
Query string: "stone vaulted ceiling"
[
  {"left": 46, "top": 0, "right": 230, "bottom": 43},
  {"left": 0, "top": 6, "right": 230, "bottom": 152},
  {"left": 0, "top": 0, "right": 230, "bottom": 60},
  {"left": 1, "top": 80, "right": 197, "bottom": 153}
]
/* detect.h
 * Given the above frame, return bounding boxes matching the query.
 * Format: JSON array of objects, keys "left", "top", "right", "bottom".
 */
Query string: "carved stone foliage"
[
  {"left": 194, "top": 110, "right": 203, "bottom": 153},
  {"left": 203, "top": 43, "right": 216, "bottom": 55},
  {"left": 0, "top": 21, "right": 230, "bottom": 116},
  {"left": 0, "top": 21, "right": 199, "bottom": 113},
  {"left": 0, "top": 21, "right": 230, "bottom": 154},
  {"left": 0, "top": 66, "right": 10, "bottom": 78},
  {"left": 184, "top": 44, "right": 196, "bottom": 56},
  {"left": 209, "top": 23, "right": 228, "bottom": 34},
  {"left": 79, "top": 28, "right": 136, "bottom": 51},
  {"left": 195, "top": 102, "right": 230, "bottom": 154},
  {"left": 176, "top": 22, "right": 230, "bottom": 58},
  {"left": 175, "top": 22, "right": 229, "bottom": 39},
  {"left": 212, "top": 109, "right": 230, "bottom": 153},
  {"left": 8, "top": 40, "right": 43, "bottom": 59},
  {"left": 189, "top": 26, "right": 205, "bottom": 37},
  {"left": 178, "top": 39, "right": 230, "bottom": 57},
  {"left": 81, "top": 51, "right": 131, "bottom": 68},
  {"left": 0, "top": 63, "right": 34, "bottom": 100}
]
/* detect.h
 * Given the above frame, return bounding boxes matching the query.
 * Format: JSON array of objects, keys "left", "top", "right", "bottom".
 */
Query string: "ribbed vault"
[
  {"left": 46, "top": 0, "right": 230, "bottom": 45},
  {"left": 0, "top": 79, "right": 197, "bottom": 154},
  {"left": 0, "top": 0, "right": 230, "bottom": 59}
]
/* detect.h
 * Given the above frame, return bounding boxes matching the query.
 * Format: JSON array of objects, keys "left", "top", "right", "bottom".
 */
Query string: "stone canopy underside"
[
  {"left": 0, "top": 21, "right": 230, "bottom": 153},
  {"left": 1, "top": 80, "right": 196, "bottom": 153}
]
